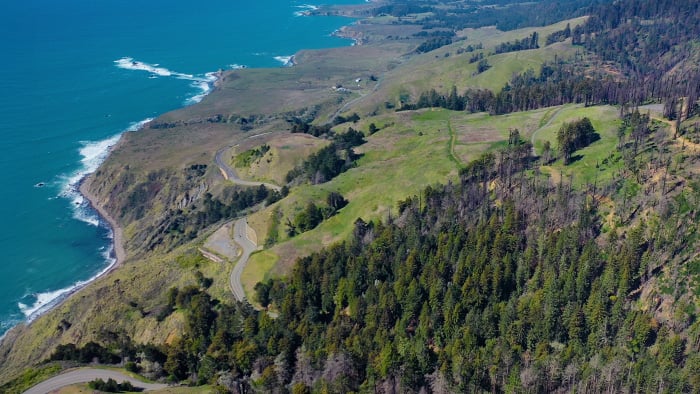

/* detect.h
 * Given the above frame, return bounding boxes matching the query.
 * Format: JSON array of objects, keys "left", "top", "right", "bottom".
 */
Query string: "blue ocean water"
[{"left": 0, "top": 0, "right": 361, "bottom": 336}]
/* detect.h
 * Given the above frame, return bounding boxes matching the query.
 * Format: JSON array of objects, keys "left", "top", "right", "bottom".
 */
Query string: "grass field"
[
  {"left": 241, "top": 250, "right": 279, "bottom": 302},
  {"left": 242, "top": 104, "right": 620, "bottom": 294},
  {"left": 530, "top": 105, "right": 622, "bottom": 186},
  {"left": 351, "top": 17, "right": 588, "bottom": 115},
  {"left": 244, "top": 109, "right": 466, "bottom": 286},
  {"left": 231, "top": 133, "right": 330, "bottom": 185}
]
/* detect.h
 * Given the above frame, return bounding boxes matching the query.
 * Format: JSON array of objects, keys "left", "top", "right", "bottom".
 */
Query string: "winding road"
[
  {"left": 23, "top": 368, "right": 167, "bottom": 394},
  {"left": 24, "top": 144, "right": 273, "bottom": 392},
  {"left": 229, "top": 218, "right": 257, "bottom": 302},
  {"left": 215, "top": 146, "right": 281, "bottom": 191},
  {"left": 214, "top": 145, "right": 283, "bottom": 302}
]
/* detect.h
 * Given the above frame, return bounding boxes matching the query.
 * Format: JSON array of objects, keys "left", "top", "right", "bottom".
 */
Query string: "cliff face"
[
  {"left": 0, "top": 20, "right": 414, "bottom": 383},
  {"left": 87, "top": 160, "right": 210, "bottom": 256},
  {"left": 0, "top": 119, "right": 235, "bottom": 381}
]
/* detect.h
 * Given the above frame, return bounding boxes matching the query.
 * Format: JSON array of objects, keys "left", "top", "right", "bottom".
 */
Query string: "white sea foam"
[
  {"left": 115, "top": 57, "right": 174, "bottom": 77},
  {"left": 16, "top": 58, "right": 221, "bottom": 328},
  {"left": 0, "top": 317, "right": 22, "bottom": 342},
  {"left": 7, "top": 58, "right": 223, "bottom": 332},
  {"left": 20, "top": 119, "right": 152, "bottom": 323},
  {"left": 115, "top": 57, "right": 201, "bottom": 81},
  {"left": 294, "top": 4, "right": 318, "bottom": 16},
  {"left": 58, "top": 118, "right": 153, "bottom": 227},
  {"left": 115, "top": 57, "right": 220, "bottom": 104},
  {"left": 187, "top": 72, "right": 219, "bottom": 104},
  {"left": 274, "top": 55, "right": 294, "bottom": 67},
  {"left": 18, "top": 245, "right": 117, "bottom": 321},
  {"left": 188, "top": 82, "right": 211, "bottom": 104},
  {"left": 23, "top": 117, "right": 150, "bottom": 322}
]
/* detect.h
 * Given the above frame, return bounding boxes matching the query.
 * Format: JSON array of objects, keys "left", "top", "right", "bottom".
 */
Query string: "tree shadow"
[{"left": 567, "top": 154, "right": 584, "bottom": 164}]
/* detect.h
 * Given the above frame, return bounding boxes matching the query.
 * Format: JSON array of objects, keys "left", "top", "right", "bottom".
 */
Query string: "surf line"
[{"left": 114, "top": 57, "right": 219, "bottom": 103}]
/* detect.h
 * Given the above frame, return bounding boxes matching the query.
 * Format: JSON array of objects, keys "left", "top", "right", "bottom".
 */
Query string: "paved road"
[
  {"left": 23, "top": 368, "right": 167, "bottom": 394},
  {"left": 213, "top": 146, "right": 274, "bottom": 303},
  {"left": 214, "top": 147, "right": 281, "bottom": 191},
  {"left": 230, "top": 218, "right": 257, "bottom": 302},
  {"left": 213, "top": 145, "right": 277, "bottom": 302}
]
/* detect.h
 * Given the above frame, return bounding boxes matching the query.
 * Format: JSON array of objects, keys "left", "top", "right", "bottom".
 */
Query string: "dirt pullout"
[{"left": 202, "top": 221, "right": 239, "bottom": 261}]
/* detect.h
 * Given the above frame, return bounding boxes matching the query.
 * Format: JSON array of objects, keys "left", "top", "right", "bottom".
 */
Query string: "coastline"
[
  {"left": 0, "top": 0, "right": 368, "bottom": 348},
  {"left": 79, "top": 177, "right": 126, "bottom": 270},
  {"left": 0, "top": 167, "right": 129, "bottom": 346},
  {"left": 5, "top": 75, "right": 221, "bottom": 333}
]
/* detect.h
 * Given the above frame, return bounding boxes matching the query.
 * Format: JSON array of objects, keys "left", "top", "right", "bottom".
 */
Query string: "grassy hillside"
[
  {"left": 6, "top": 1, "right": 698, "bottom": 390},
  {"left": 230, "top": 134, "right": 330, "bottom": 186},
  {"left": 241, "top": 103, "right": 621, "bottom": 301},
  {"left": 350, "top": 17, "right": 587, "bottom": 115},
  {"left": 532, "top": 105, "right": 621, "bottom": 186},
  {"left": 0, "top": 241, "right": 234, "bottom": 382}
]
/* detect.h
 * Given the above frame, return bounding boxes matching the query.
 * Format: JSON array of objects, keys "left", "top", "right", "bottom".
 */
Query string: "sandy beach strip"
[
  {"left": 0, "top": 175, "right": 127, "bottom": 347},
  {"left": 79, "top": 177, "right": 126, "bottom": 269}
]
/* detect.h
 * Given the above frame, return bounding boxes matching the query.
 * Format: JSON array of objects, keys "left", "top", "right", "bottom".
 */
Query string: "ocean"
[{"left": 0, "top": 0, "right": 361, "bottom": 337}]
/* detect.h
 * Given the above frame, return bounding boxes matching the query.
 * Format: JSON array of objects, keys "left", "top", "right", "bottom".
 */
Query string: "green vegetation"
[
  {"left": 493, "top": 31, "right": 539, "bottom": 54},
  {"left": 545, "top": 23, "right": 572, "bottom": 45},
  {"left": 0, "top": 364, "right": 61, "bottom": 394},
  {"left": 88, "top": 378, "right": 140, "bottom": 393},
  {"left": 233, "top": 134, "right": 330, "bottom": 186},
  {"left": 286, "top": 192, "right": 349, "bottom": 237},
  {"left": 248, "top": 105, "right": 616, "bottom": 282},
  {"left": 233, "top": 144, "right": 270, "bottom": 168},
  {"left": 285, "top": 128, "right": 365, "bottom": 185},
  {"left": 532, "top": 105, "right": 621, "bottom": 186},
  {"left": 264, "top": 206, "right": 281, "bottom": 247},
  {"left": 415, "top": 36, "right": 453, "bottom": 53},
  {"left": 241, "top": 250, "right": 279, "bottom": 302},
  {"left": 5, "top": 0, "right": 700, "bottom": 392},
  {"left": 40, "top": 124, "right": 700, "bottom": 391},
  {"left": 556, "top": 117, "right": 598, "bottom": 164},
  {"left": 51, "top": 342, "right": 121, "bottom": 364},
  {"left": 159, "top": 185, "right": 283, "bottom": 250}
]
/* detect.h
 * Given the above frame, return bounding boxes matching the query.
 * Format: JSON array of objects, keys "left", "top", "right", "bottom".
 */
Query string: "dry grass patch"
[{"left": 455, "top": 124, "right": 505, "bottom": 143}]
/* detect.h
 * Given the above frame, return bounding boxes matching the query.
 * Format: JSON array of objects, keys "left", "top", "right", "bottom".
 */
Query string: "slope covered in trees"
[
  {"left": 7, "top": 0, "right": 700, "bottom": 392},
  {"left": 23, "top": 114, "right": 700, "bottom": 392},
  {"left": 574, "top": 0, "right": 700, "bottom": 117},
  {"left": 403, "top": 0, "right": 700, "bottom": 120}
]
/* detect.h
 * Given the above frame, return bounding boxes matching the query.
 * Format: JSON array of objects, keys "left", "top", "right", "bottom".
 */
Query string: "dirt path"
[
  {"left": 328, "top": 78, "right": 382, "bottom": 122},
  {"left": 447, "top": 119, "right": 462, "bottom": 167},
  {"left": 23, "top": 368, "right": 167, "bottom": 394},
  {"left": 649, "top": 114, "right": 700, "bottom": 153},
  {"left": 530, "top": 106, "right": 565, "bottom": 156}
]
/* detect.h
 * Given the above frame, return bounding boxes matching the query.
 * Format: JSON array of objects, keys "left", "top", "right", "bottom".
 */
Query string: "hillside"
[{"left": 3, "top": 0, "right": 700, "bottom": 392}]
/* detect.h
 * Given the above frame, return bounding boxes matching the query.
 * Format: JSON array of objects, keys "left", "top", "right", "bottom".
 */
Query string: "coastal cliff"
[
  {"left": 0, "top": 18, "right": 416, "bottom": 381},
  {"left": 9, "top": 1, "right": 700, "bottom": 391}
]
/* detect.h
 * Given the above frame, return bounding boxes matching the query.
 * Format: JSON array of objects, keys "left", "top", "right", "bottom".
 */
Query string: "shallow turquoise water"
[{"left": 0, "top": 0, "right": 360, "bottom": 336}]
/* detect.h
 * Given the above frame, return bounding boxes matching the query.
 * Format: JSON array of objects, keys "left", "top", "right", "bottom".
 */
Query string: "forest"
[
  {"left": 7, "top": 0, "right": 700, "bottom": 392},
  {"left": 36, "top": 119, "right": 700, "bottom": 391},
  {"left": 285, "top": 128, "right": 365, "bottom": 185},
  {"left": 405, "top": 0, "right": 700, "bottom": 120}
]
